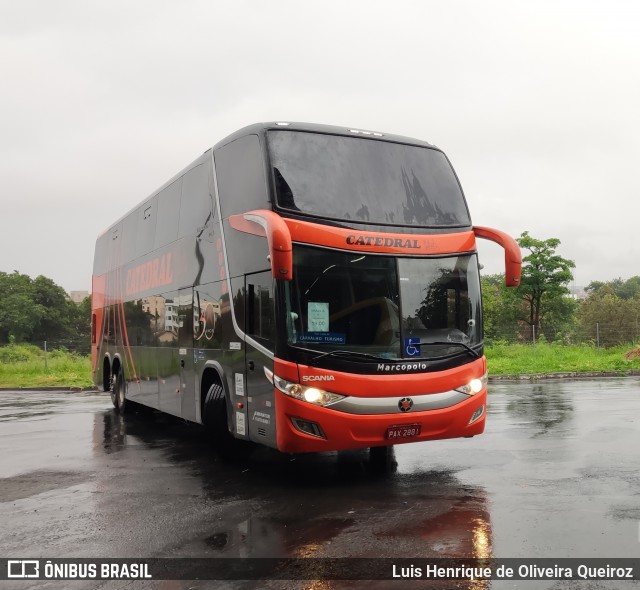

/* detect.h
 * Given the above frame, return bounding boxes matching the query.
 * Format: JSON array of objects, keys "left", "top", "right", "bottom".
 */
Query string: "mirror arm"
[
  {"left": 228, "top": 210, "right": 293, "bottom": 280},
  {"left": 473, "top": 226, "right": 522, "bottom": 287}
]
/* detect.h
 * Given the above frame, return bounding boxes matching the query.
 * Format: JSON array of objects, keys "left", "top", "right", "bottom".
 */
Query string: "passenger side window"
[
  {"left": 179, "top": 164, "right": 212, "bottom": 238},
  {"left": 215, "top": 134, "right": 270, "bottom": 218},
  {"left": 246, "top": 271, "right": 275, "bottom": 350},
  {"left": 135, "top": 199, "right": 157, "bottom": 258},
  {"left": 155, "top": 179, "right": 182, "bottom": 249}
]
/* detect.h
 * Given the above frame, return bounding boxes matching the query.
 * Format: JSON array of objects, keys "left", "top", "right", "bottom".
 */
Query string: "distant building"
[
  {"left": 69, "top": 290, "right": 89, "bottom": 303},
  {"left": 568, "top": 286, "right": 588, "bottom": 300}
]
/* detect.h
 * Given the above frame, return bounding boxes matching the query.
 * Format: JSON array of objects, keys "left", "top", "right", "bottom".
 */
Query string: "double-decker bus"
[{"left": 92, "top": 122, "right": 521, "bottom": 453}]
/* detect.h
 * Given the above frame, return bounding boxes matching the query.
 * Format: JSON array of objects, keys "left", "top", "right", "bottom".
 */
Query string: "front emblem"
[{"left": 398, "top": 397, "right": 414, "bottom": 412}]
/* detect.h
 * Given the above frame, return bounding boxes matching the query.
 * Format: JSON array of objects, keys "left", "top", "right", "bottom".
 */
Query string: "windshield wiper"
[
  {"left": 311, "top": 349, "right": 390, "bottom": 362},
  {"left": 417, "top": 341, "right": 481, "bottom": 359},
  {"left": 288, "top": 344, "right": 387, "bottom": 362}
]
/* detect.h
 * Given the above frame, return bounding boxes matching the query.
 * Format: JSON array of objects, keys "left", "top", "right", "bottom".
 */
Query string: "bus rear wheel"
[
  {"left": 109, "top": 373, "right": 117, "bottom": 408},
  {"left": 112, "top": 369, "right": 127, "bottom": 414}
]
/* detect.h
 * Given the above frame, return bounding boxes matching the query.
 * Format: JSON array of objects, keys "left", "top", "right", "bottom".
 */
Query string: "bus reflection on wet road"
[{"left": 1, "top": 377, "right": 639, "bottom": 590}]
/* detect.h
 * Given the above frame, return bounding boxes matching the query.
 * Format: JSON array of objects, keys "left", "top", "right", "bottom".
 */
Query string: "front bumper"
[{"left": 275, "top": 388, "right": 486, "bottom": 453}]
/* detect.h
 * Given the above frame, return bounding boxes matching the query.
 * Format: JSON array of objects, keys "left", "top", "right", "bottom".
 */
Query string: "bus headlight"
[
  {"left": 455, "top": 372, "right": 488, "bottom": 396},
  {"left": 272, "top": 374, "right": 345, "bottom": 407}
]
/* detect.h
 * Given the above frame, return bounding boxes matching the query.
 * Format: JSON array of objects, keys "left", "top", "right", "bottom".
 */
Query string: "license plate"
[{"left": 385, "top": 423, "right": 421, "bottom": 439}]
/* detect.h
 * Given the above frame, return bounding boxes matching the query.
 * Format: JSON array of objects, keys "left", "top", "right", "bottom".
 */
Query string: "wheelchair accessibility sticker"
[{"left": 404, "top": 337, "right": 421, "bottom": 357}]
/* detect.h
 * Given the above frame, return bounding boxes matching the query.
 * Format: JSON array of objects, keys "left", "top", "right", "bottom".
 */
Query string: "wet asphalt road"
[{"left": 1, "top": 378, "right": 639, "bottom": 590}]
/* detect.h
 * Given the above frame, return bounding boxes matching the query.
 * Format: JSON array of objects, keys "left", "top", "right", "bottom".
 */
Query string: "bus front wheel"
[{"left": 203, "top": 383, "right": 232, "bottom": 446}]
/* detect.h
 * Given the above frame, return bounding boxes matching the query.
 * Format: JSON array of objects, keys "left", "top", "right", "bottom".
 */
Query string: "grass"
[
  {"left": 1, "top": 342, "right": 640, "bottom": 389},
  {"left": 0, "top": 343, "right": 92, "bottom": 388},
  {"left": 485, "top": 341, "right": 640, "bottom": 376}
]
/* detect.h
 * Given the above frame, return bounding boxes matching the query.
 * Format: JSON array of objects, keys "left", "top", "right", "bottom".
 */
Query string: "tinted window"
[
  {"left": 135, "top": 199, "right": 157, "bottom": 258},
  {"left": 176, "top": 290, "right": 194, "bottom": 348},
  {"left": 398, "top": 255, "right": 482, "bottom": 354},
  {"left": 93, "top": 234, "right": 110, "bottom": 276},
  {"left": 121, "top": 214, "right": 137, "bottom": 264},
  {"left": 194, "top": 282, "right": 224, "bottom": 350},
  {"left": 246, "top": 271, "right": 275, "bottom": 349},
  {"left": 155, "top": 179, "right": 181, "bottom": 249},
  {"left": 285, "top": 246, "right": 482, "bottom": 359},
  {"left": 268, "top": 131, "right": 471, "bottom": 227},
  {"left": 215, "top": 134, "right": 270, "bottom": 219},
  {"left": 125, "top": 299, "right": 156, "bottom": 346},
  {"left": 286, "top": 247, "right": 399, "bottom": 355},
  {"left": 179, "top": 164, "right": 212, "bottom": 238},
  {"left": 149, "top": 290, "right": 192, "bottom": 347}
]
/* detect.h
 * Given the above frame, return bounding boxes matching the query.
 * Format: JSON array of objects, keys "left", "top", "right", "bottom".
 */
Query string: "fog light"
[
  {"left": 291, "top": 417, "right": 326, "bottom": 438},
  {"left": 469, "top": 404, "right": 485, "bottom": 424}
]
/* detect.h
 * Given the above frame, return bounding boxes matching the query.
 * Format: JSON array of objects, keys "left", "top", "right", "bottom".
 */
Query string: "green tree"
[
  {"left": 517, "top": 231, "right": 575, "bottom": 339},
  {"left": 578, "top": 283, "right": 640, "bottom": 345},
  {"left": 481, "top": 274, "right": 523, "bottom": 342},
  {"left": 586, "top": 276, "right": 640, "bottom": 300},
  {"left": 30, "top": 275, "right": 75, "bottom": 342},
  {"left": 0, "top": 270, "right": 80, "bottom": 345},
  {"left": 69, "top": 295, "right": 92, "bottom": 352},
  {"left": 0, "top": 272, "right": 41, "bottom": 342},
  {"left": 0, "top": 292, "right": 46, "bottom": 342}
]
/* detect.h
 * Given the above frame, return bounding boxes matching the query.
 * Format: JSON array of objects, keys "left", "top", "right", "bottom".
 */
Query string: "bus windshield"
[
  {"left": 268, "top": 130, "right": 471, "bottom": 227},
  {"left": 285, "top": 246, "right": 482, "bottom": 359}
]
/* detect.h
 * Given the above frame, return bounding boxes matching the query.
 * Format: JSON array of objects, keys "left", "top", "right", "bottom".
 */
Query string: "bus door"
[{"left": 244, "top": 271, "right": 278, "bottom": 447}]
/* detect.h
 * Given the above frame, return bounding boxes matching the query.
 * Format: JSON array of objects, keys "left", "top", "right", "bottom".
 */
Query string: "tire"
[
  {"left": 369, "top": 445, "right": 397, "bottom": 473},
  {"left": 109, "top": 372, "right": 118, "bottom": 408},
  {"left": 112, "top": 369, "right": 127, "bottom": 414},
  {"left": 203, "top": 383, "right": 232, "bottom": 446},
  {"left": 369, "top": 445, "right": 391, "bottom": 461}
]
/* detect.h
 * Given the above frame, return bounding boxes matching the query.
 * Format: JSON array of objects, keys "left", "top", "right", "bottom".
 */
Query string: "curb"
[
  {"left": 0, "top": 386, "right": 100, "bottom": 392},
  {"left": 489, "top": 370, "right": 640, "bottom": 381}
]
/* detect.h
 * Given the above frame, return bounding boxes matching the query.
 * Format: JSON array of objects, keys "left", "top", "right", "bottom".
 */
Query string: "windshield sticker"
[
  {"left": 299, "top": 332, "right": 346, "bottom": 344},
  {"left": 308, "top": 302, "right": 329, "bottom": 332},
  {"left": 404, "top": 337, "right": 421, "bottom": 357}
]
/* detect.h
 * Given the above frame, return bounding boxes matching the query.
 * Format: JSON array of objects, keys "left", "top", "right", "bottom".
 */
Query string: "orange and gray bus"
[{"left": 91, "top": 122, "right": 521, "bottom": 453}]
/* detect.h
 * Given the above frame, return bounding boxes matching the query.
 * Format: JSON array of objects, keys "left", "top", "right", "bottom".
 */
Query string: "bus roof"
[
  {"left": 213, "top": 122, "right": 437, "bottom": 151},
  {"left": 96, "top": 123, "right": 438, "bottom": 240}
]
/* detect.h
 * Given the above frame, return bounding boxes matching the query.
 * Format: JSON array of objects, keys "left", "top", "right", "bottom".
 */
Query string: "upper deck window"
[{"left": 268, "top": 131, "right": 471, "bottom": 228}]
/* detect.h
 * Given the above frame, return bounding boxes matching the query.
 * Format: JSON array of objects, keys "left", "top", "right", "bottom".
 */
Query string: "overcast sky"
[{"left": 1, "top": 0, "right": 639, "bottom": 293}]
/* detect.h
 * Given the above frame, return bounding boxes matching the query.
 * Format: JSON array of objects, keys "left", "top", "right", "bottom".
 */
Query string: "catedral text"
[
  {"left": 346, "top": 235, "right": 420, "bottom": 249},
  {"left": 125, "top": 253, "right": 173, "bottom": 296}
]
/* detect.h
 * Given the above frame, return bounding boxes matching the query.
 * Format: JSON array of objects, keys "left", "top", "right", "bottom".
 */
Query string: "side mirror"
[
  {"left": 473, "top": 226, "right": 522, "bottom": 287},
  {"left": 229, "top": 209, "right": 293, "bottom": 280}
]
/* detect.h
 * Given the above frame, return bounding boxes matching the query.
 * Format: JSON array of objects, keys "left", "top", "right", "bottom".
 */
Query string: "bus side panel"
[
  {"left": 224, "top": 276, "right": 249, "bottom": 439},
  {"left": 178, "top": 288, "right": 196, "bottom": 422},
  {"left": 194, "top": 281, "right": 226, "bottom": 422},
  {"left": 91, "top": 274, "right": 106, "bottom": 388},
  {"left": 244, "top": 271, "right": 278, "bottom": 448}
]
